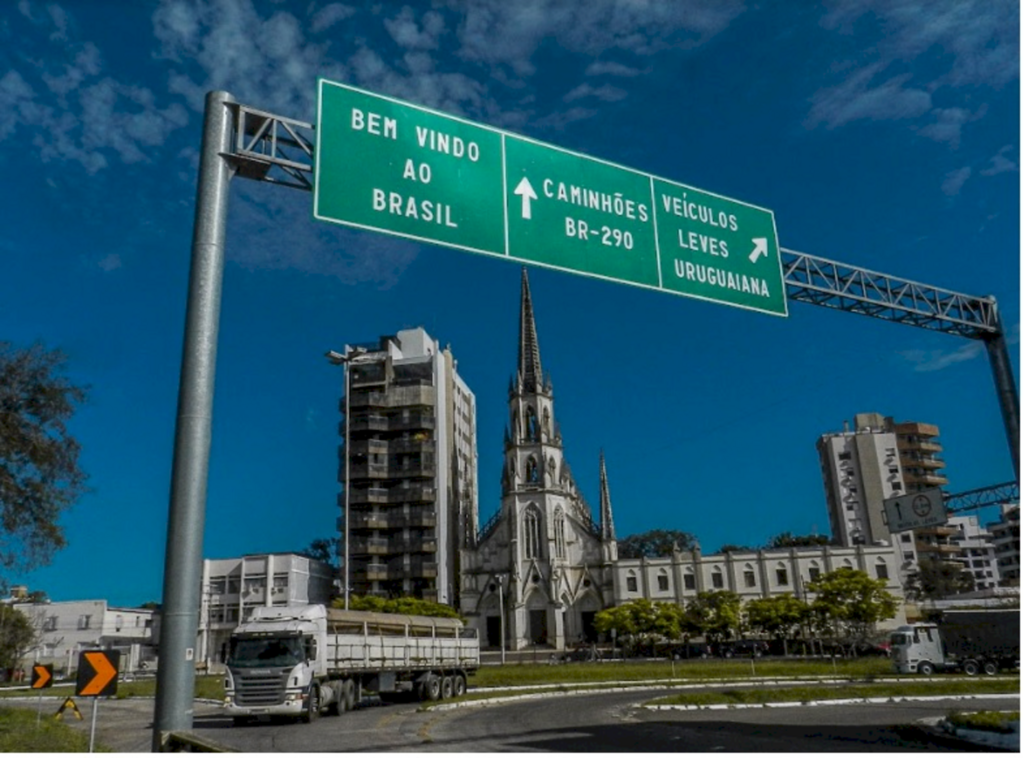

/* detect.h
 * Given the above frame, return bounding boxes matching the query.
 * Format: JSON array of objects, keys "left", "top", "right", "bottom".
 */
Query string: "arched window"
[
  {"left": 542, "top": 407, "right": 551, "bottom": 439},
  {"left": 527, "top": 407, "right": 539, "bottom": 440},
  {"left": 743, "top": 564, "right": 756, "bottom": 589},
  {"left": 554, "top": 509, "right": 566, "bottom": 559},
  {"left": 711, "top": 567, "right": 724, "bottom": 589},
  {"left": 524, "top": 507, "right": 542, "bottom": 559},
  {"left": 526, "top": 456, "right": 539, "bottom": 483},
  {"left": 657, "top": 569, "right": 669, "bottom": 592}
]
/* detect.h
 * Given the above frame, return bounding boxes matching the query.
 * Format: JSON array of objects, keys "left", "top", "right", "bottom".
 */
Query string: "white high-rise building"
[{"left": 949, "top": 515, "right": 999, "bottom": 591}]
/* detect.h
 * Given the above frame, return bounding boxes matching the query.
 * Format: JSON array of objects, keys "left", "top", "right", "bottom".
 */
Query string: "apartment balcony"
[
  {"left": 349, "top": 537, "right": 389, "bottom": 556},
  {"left": 347, "top": 513, "right": 399, "bottom": 531},
  {"left": 342, "top": 487, "right": 389, "bottom": 506},
  {"left": 355, "top": 563, "right": 388, "bottom": 581},
  {"left": 904, "top": 472, "right": 948, "bottom": 487},
  {"left": 349, "top": 463, "right": 390, "bottom": 480},
  {"left": 389, "top": 485, "right": 436, "bottom": 503},
  {"left": 390, "top": 414, "right": 436, "bottom": 431},
  {"left": 347, "top": 439, "right": 390, "bottom": 457},
  {"left": 347, "top": 414, "right": 388, "bottom": 432},
  {"left": 405, "top": 512, "right": 437, "bottom": 528},
  {"left": 409, "top": 561, "right": 438, "bottom": 579},
  {"left": 389, "top": 438, "right": 436, "bottom": 455},
  {"left": 392, "top": 536, "right": 438, "bottom": 553},
  {"left": 915, "top": 542, "right": 964, "bottom": 556},
  {"left": 391, "top": 463, "right": 436, "bottom": 478}
]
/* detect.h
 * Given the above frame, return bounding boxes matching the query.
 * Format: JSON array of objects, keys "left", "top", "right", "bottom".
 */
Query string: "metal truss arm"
[
  {"left": 944, "top": 481, "right": 1019, "bottom": 515},
  {"left": 226, "top": 104, "right": 314, "bottom": 190},
  {"left": 782, "top": 248, "right": 999, "bottom": 338}
]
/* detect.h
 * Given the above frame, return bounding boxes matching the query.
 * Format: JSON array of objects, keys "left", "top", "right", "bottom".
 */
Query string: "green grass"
[
  {"left": 0, "top": 704, "right": 104, "bottom": 751},
  {"left": 0, "top": 675, "right": 225, "bottom": 701},
  {"left": 946, "top": 710, "right": 1020, "bottom": 734},
  {"left": 648, "top": 679, "right": 1021, "bottom": 707},
  {"left": 471, "top": 657, "right": 894, "bottom": 688}
]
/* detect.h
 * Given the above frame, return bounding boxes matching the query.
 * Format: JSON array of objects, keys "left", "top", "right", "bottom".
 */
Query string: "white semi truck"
[
  {"left": 889, "top": 608, "right": 1020, "bottom": 676},
  {"left": 223, "top": 604, "right": 479, "bottom": 724}
]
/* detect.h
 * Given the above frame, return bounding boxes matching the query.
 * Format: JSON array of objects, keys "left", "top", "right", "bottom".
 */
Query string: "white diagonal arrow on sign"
[
  {"left": 513, "top": 177, "right": 538, "bottom": 220},
  {"left": 748, "top": 237, "right": 768, "bottom": 263}
]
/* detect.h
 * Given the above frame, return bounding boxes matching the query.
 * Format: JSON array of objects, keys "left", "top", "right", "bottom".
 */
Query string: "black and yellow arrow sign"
[
  {"left": 54, "top": 697, "right": 84, "bottom": 720},
  {"left": 31, "top": 663, "right": 53, "bottom": 689},
  {"left": 75, "top": 650, "right": 120, "bottom": 697}
]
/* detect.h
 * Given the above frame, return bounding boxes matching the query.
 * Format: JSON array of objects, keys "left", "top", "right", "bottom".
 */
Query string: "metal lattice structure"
[
  {"left": 227, "top": 104, "right": 314, "bottom": 190},
  {"left": 945, "top": 481, "right": 1019, "bottom": 515},
  {"left": 781, "top": 249, "right": 1000, "bottom": 338}
]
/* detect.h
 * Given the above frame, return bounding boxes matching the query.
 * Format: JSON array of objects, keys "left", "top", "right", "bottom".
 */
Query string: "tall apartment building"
[
  {"left": 337, "top": 328, "right": 477, "bottom": 606},
  {"left": 988, "top": 503, "right": 1020, "bottom": 585}
]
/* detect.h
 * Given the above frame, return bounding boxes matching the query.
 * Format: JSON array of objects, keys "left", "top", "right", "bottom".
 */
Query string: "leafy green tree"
[
  {"left": 685, "top": 590, "right": 742, "bottom": 643},
  {"left": 743, "top": 594, "right": 809, "bottom": 655},
  {"left": 618, "top": 529, "right": 697, "bottom": 559},
  {"left": 299, "top": 538, "right": 336, "bottom": 565},
  {"left": 336, "top": 595, "right": 462, "bottom": 620},
  {"left": 0, "top": 342, "right": 88, "bottom": 585},
  {"left": 766, "top": 532, "right": 833, "bottom": 549},
  {"left": 806, "top": 567, "right": 898, "bottom": 646},
  {"left": 0, "top": 606, "right": 36, "bottom": 675},
  {"left": 904, "top": 557, "right": 975, "bottom": 601},
  {"left": 594, "top": 598, "right": 686, "bottom": 654}
]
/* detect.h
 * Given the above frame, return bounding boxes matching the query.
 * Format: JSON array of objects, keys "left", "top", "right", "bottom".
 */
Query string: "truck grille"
[{"left": 233, "top": 668, "right": 290, "bottom": 706}]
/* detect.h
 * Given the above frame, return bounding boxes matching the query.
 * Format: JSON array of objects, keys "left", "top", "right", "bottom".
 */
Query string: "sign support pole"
[
  {"left": 152, "top": 90, "right": 236, "bottom": 750},
  {"left": 88, "top": 699, "right": 98, "bottom": 753},
  {"left": 983, "top": 310, "right": 1020, "bottom": 484},
  {"left": 36, "top": 691, "right": 42, "bottom": 726}
]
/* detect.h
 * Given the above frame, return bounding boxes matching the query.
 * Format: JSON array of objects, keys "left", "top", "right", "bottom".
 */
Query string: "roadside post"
[
  {"left": 75, "top": 650, "right": 119, "bottom": 753},
  {"left": 30, "top": 663, "right": 53, "bottom": 725}
]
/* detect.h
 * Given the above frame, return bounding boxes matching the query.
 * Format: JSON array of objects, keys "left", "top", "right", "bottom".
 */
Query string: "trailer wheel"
[
  {"left": 423, "top": 674, "right": 442, "bottom": 701},
  {"left": 304, "top": 685, "right": 320, "bottom": 723},
  {"left": 983, "top": 661, "right": 998, "bottom": 675},
  {"left": 963, "top": 660, "right": 980, "bottom": 676},
  {"left": 343, "top": 679, "right": 357, "bottom": 711},
  {"left": 917, "top": 661, "right": 934, "bottom": 676},
  {"left": 441, "top": 676, "right": 454, "bottom": 700},
  {"left": 452, "top": 674, "right": 467, "bottom": 698}
]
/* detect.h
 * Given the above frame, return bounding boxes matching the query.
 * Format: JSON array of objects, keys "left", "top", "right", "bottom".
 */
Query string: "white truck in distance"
[
  {"left": 224, "top": 604, "right": 479, "bottom": 724},
  {"left": 889, "top": 608, "right": 1020, "bottom": 676}
]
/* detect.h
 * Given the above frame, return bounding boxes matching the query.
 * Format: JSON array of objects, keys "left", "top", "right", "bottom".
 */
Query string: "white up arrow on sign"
[
  {"left": 514, "top": 177, "right": 537, "bottom": 220},
  {"left": 748, "top": 237, "right": 768, "bottom": 263}
]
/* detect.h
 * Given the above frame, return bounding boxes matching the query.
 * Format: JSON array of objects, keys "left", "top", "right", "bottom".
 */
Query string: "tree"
[
  {"left": 0, "top": 342, "right": 88, "bottom": 584},
  {"left": 806, "top": 567, "right": 898, "bottom": 646},
  {"left": 766, "top": 532, "right": 833, "bottom": 549},
  {"left": 618, "top": 529, "right": 697, "bottom": 559},
  {"left": 904, "top": 557, "right": 975, "bottom": 601},
  {"left": 335, "top": 595, "right": 462, "bottom": 620},
  {"left": 299, "top": 538, "right": 336, "bottom": 565},
  {"left": 743, "top": 594, "right": 809, "bottom": 655},
  {"left": 0, "top": 606, "right": 36, "bottom": 676},
  {"left": 718, "top": 544, "right": 756, "bottom": 553},
  {"left": 594, "top": 598, "right": 685, "bottom": 654},
  {"left": 684, "top": 590, "right": 742, "bottom": 643}
]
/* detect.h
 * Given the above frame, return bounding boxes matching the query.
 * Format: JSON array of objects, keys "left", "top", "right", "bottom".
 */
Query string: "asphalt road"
[{"left": 53, "top": 689, "right": 1020, "bottom": 752}]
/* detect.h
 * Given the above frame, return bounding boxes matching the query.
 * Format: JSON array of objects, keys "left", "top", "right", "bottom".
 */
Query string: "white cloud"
[
  {"left": 310, "top": 3, "right": 355, "bottom": 34},
  {"left": 98, "top": 253, "right": 122, "bottom": 271},
  {"left": 917, "top": 106, "right": 985, "bottom": 148},
  {"left": 980, "top": 145, "right": 1018, "bottom": 176},
  {"left": 898, "top": 341, "right": 985, "bottom": 372},
  {"left": 806, "top": 64, "right": 931, "bottom": 129},
  {"left": 384, "top": 7, "right": 445, "bottom": 50},
  {"left": 564, "top": 83, "right": 628, "bottom": 103},
  {"left": 585, "top": 61, "right": 643, "bottom": 77},
  {"left": 940, "top": 166, "right": 971, "bottom": 196}
]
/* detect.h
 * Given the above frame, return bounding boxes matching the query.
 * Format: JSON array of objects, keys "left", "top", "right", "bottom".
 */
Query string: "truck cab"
[{"left": 890, "top": 624, "right": 945, "bottom": 675}]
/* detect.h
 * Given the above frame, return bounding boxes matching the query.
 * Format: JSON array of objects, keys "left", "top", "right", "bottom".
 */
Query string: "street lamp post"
[{"left": 326, "top": 346, "right": 367, "bottom": 611}]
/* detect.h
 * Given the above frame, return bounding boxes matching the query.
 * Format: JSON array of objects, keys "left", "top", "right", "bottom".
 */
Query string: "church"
[{"left": 458, "top": 269, "right": 907, "bottom": 650}]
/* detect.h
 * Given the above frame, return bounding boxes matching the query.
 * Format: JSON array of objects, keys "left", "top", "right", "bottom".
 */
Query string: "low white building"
[
  {"left": 198, "top": 553, "right": 334, "bottom": 670},
  {"left": 949, "top": 514, "right": 1000, "bottom": 591},
  {"left": 612, "top": 543, "right": 908, "bottom": 630},
  {"left": 12, "top": 600, "right": 156, "bottom": 676}
]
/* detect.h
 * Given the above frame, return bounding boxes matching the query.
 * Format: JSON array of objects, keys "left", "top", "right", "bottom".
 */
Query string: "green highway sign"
[{"left": 315, "top": 79, "right": 787, "bottom": 317}]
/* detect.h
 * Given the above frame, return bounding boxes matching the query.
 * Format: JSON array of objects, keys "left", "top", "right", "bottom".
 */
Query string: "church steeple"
[
  {"left": 517, "top": 267, "right": 544, "bottom": 394},
  {"left": 599, "top": 450, "right": 616, "bottom": 542}
]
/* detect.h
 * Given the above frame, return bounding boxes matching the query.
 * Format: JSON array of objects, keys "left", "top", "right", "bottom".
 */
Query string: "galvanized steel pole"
[
  {"left": 984, "top": 311, "right": 1020, "bottom": 484},
  {"left": 153, "top": 90, "right": 235, "bottom": 750}
]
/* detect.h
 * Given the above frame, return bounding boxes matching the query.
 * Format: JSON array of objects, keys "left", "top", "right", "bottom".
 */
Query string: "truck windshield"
[
  {"left": 890, "top": 632, "right": 911, "bottom": 647},
  {"left": 228, "top": 636, "right": 304, "bottom": 668}
]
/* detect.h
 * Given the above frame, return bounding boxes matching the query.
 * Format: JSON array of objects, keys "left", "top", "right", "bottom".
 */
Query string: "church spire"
[
  {"left": 517, "top": 267, "right": 543, "bottom": 393},
  {"left": 599, "top": 450, "right": 616, "bottom": 542}
]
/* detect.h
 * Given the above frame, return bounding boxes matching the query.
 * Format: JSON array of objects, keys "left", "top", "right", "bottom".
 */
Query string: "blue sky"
[{"left": 1, "top": 1, "right": 1018, "bottom": 607}]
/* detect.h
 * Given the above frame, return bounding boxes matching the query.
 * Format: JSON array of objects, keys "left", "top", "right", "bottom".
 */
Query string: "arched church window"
[
  {"left": 527, "top": 407, "right": 539, "bottom": 440},
  {"left": 542, "top": 407, "right": 551, "bottom": 439},
  {"left": 711, "top": 567, "right": 724, "bottom": 589},
  {"left": 554, "top": 509, "right": 566, "bottom": 559},
  {"left": 512, "top": 410, "right": 520, "bottom": 438},
  {"left": 526, "top": 456, "right": 539, "bottom": 484},
  {"left": 524, "top": 508, "right": 542, "bottom": 559},
  {"left": 547, "top": 455, "right": 556, "bottom": 482}
]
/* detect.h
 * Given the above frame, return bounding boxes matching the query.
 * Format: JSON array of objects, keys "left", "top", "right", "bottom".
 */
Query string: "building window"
[
  {"left": 775, "top": 567, "right": 788, "bottom": 586},
  {"left": 554, "top": 510, "right": 566, "bottom": 559},
  {"left": 875, "top": 563, "right": 889, "bottom": 580},
  {"left": 711, "top": 570, "right": 724, "bottom": 589},
  {"left": 657, "top": 574, "right": 669, "bottom": 592},
  {"left": 78, "top": 615, "right": 92, "bottom": 630},
  {"left": 808, "top": 566, "right": 821, "bottom": 582},
  {"left": 626, "top": 575, "right": 638, "bottom": 592},
  {"left": 526, "top": 457, "right": 539, "bottom": 484},
  {"left": 524, "top": 508, "right": 541, "bottom": 559},
  {"left": 903, "top": 552, "right": 914, "bottom": 561},
  {"left": 744, "top": 569, "right": 756, "bottom": 588},
  {"left": 209, "top": 577, "right": 226, "bottom": 594},
  {"left": 683, "top": 574, "right": 696, "bottom": 590},
  {"left": 901, "top": 534, "right": 912, "bottom": 543},
  {"left": 45, "top": 616, "right": 58, "bottom": 632}
]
